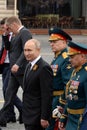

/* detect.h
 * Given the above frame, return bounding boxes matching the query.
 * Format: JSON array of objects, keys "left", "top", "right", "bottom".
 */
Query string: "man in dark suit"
[
  {"left": 0, "top": 17, "right": 23, "bottom": 123},
  {"left": 0, "top": 16, "right": 32, "bottom": 127},
  {"left": 23, "top": 39, "right": 53, "bottom": 130}
]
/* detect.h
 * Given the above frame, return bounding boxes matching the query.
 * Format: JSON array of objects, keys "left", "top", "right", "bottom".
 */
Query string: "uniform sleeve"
[
  {"left": 61, "top": 58, "right": 72, "bottom": 85},
  {"left": 59, "top": 88, "right": 66, "bottom": 108},
  {"left": 84, "top": 81, "right": 87, "bottom": 104},
  {"left": 59, "top": 58, "right": 72, "bottom": 107},
  {"left": 59, "top": 103, "right": 68, "bottom": 126},
  {"left": 82, "top": 80, "right": 87, "bottom": 116}
]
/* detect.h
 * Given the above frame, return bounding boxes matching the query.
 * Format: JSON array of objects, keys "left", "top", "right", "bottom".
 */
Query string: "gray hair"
[
  {"left": 5, "top": 16, "right": 22, "bottom": 26},
  {"left": 28, "top": 39, "right": 41, "bottom": 49}
]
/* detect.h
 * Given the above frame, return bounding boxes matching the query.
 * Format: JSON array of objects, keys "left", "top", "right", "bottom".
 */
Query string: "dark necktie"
[{"left": 25, "top": 63, "right": 31, "bottom": 79}]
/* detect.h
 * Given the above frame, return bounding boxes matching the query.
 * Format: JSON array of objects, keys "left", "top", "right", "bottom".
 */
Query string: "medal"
[
  {"left": 73, "top": 95, "right": 78, "bottom": 100},
  {"left": 73, "top": 90, "right": 77, "bottom": 94},
  {"left": 68, "top": 94, "right": 73, "bottom": 100}
]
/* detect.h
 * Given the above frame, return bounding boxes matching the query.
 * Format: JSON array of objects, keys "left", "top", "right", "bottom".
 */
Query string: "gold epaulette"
[
  {"left": 62, "top": 52, "right": 68, "bottom": 59},
  {"left": 85, "top": 66, "right": 87, "bottom": 71}
]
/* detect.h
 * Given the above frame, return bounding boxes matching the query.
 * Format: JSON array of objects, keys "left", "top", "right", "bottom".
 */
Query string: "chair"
[
  {"left": 66, "top": 16, "right": 74, "bottom": 28},
  {"left": 50, "top": 17, "right": 58, "bottom": 27},
  {"left": 59, "top": 16, "right": 67, "bottom": 28},
  {"left": 74, "top": 16, "right": 85, "bottom": 29}
]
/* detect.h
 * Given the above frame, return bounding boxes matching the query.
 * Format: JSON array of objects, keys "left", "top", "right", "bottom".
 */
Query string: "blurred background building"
[{"left": 0, "top": 0, "right": 87, "bottom": 29}]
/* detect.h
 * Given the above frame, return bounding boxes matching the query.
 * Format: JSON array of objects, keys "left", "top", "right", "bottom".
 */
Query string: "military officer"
[
  {"left": 46, "top": 27, "right": 73, "bottom": 130},
  {"left": 59, "top": 41, "right": 87, "bottom": 130}
]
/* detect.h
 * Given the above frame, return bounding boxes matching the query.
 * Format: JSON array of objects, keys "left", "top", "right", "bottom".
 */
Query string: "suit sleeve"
[
  {"left": 40, "top": 65, "right": 53, "bottom": 121},
  {"left": 16, "top": 29, "right": 32, "bottom": 66}
]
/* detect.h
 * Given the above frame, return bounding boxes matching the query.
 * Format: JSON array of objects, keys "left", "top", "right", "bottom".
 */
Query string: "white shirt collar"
[
  {"left": 30, "top": 55, "right": 41, "bottom": 69},
  {"left": 17, "top": 26, "right": 24, "bottom": 32}
]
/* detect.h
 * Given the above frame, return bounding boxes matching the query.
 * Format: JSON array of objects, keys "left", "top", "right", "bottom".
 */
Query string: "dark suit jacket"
[
  {"left": 2, "top": 27, "right": 32, "bottom": 75},
  {"left": 23, "top": 58, "right": 53, "bottom": 125}
]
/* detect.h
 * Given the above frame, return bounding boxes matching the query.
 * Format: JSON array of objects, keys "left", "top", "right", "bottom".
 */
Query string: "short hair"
[
  {"left": 28, "top": 39, "right": 41, "bottom": 49},
  {"left": 5, "top": 16, "right": 22, "bottom": 26},
  {"left": 0, "top": 17, "right": 8, "bottom": 25}
]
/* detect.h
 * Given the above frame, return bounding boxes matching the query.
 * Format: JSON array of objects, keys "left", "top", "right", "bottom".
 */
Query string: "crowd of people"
[{"left": 0, "top": 16, "right": 87, "bottom": 130}]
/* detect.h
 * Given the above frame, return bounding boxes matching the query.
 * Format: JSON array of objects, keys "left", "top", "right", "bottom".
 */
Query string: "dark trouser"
[
  {"left": 0, "top": 73, "right": 23, "bottom": 120},
  {"left": 24, "top": 124, "right": 45, "bottom": 130},
  {"left": 80, "top": 112, "right": 87, "bottom": 130},
  {"left": 2, "top": 63, "right": 15, "bottom": 118}
]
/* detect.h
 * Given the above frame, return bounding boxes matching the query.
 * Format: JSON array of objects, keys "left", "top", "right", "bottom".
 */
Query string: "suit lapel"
[
  {"left": 24, "top": 58, "right": 42, "bottom": 90},
  {"left": 23, "top": 63, "right": 31, "bottom": 89}
]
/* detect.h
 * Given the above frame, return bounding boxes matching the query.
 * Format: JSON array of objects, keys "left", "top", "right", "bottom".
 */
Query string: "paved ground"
[{"left": 0, "top": 34, "right": 87, "bottom": 130}]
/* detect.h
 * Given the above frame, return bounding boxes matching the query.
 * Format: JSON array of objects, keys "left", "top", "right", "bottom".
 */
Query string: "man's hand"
[
  {"left": 57, "top": 106, "right": 64, "bottom": 113},
  {"left": 11, "top": 64, "right": 19, "bottom": 73},
  {"left": 59, "top": 121, "right": 65, "bottom": 130},
  {"left": 41, "top": 119, "right": 49, "bottom": 128}
]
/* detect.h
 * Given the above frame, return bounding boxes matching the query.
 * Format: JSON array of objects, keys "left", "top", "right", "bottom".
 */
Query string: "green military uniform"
[
  {"left": 60, "top": 41, "right": 87, "bottom": 130},
  {"left": 46, "top": 27, "right": 72, "bottom": 130},
  {"left": 47, "top": 49, "right": 72, "bottom": 130},
  {"left": 51, "top": 49, "right": 72, "bottom": 110}
]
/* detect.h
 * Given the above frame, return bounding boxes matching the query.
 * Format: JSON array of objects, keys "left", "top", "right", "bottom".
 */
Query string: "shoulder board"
[
  {"left": 62, "top": 52, "right": 68, "bottom": 59},
  {"left": 85, "top": 66, "right": 87, "bottom": 71}
]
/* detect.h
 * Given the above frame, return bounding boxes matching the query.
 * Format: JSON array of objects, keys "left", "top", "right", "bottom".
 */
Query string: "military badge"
[
  {"left": 70, "top": 80, "right": 79, "bottom": 91},
  {"left": 67, "top": 93, "right": 73, "bottom": 100},
  {"left": 67, "top": 64, "right": 71, "bottom": 69},
  {"left": 69, "top": 80, "right": 79, "bottom": 100},
  {"left": 51, "top": 64, "right": 58, "bottom": 76},
  {"left": 76, "top": 75, "right": 80, "bottom": 80},
  {"left": 73, "top": 95, "right": 78, "bottom": 100},
  {"left": 71, "top": 80, "right": 79, "bottom": 87}
]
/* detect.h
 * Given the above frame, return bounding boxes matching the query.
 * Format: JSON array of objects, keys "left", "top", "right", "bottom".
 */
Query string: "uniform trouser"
[
  {"left": 65, "top": 113, "right": 82, "bottom": 130},
  {"left": 0, "top": 73, "right": 23, "bottom": 120},
  {"left": 46, "top": 96, "right": 59, "bottom": 130},
  {"left": 79, "top": 112, "right": 87, "bottom": 130}
]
